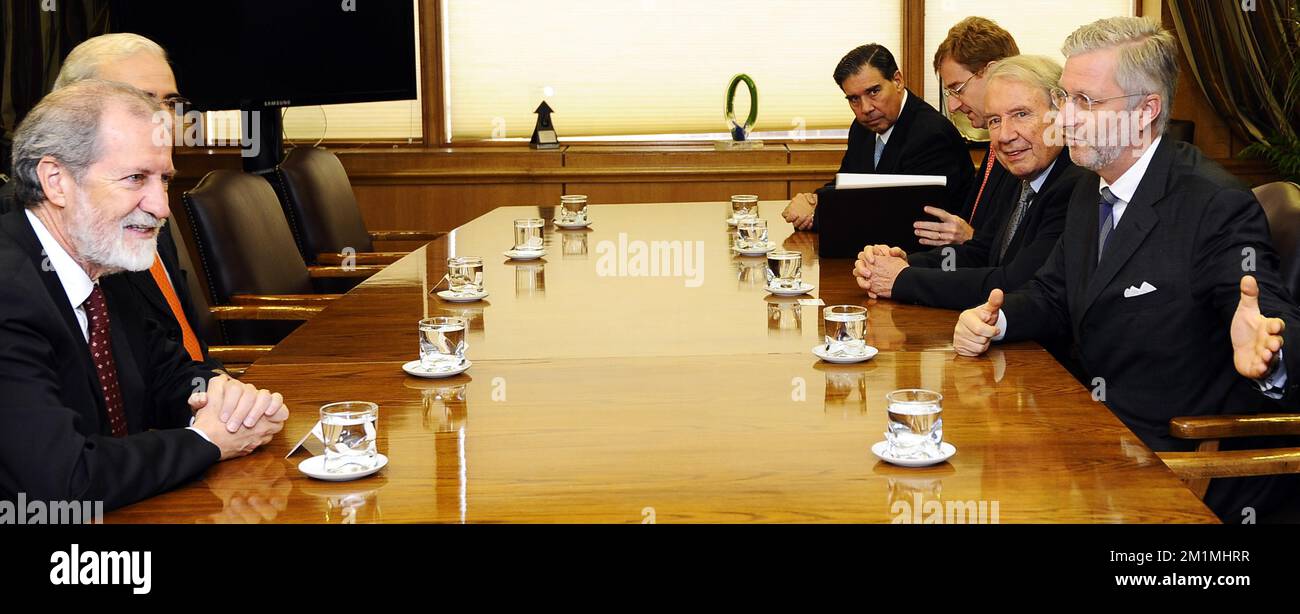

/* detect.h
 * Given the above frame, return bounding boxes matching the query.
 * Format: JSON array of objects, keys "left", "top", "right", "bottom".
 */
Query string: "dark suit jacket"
[
  {"left": 894, "top": 150, "right": 1086, "bottom": 310},
  {"left": 0, "top": 210, "right": 219, "bottom": 511},
  {"left": 1, "top": 181, "right": 216, "bottom": 364},
  {"left": 812, "top": 89, "right": 975, "bottom": 229},
  {"left": 1000, "top": 138, "right": 1300, "bottom": 447}
]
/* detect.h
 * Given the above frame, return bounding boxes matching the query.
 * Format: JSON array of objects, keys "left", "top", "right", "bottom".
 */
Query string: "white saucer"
[
  {"left": 726, "top": 216, "right": 759, "bottom": 227},
  {"left": 732, "top": 242, "right": 776, "bottom": 256},
  {"left": 870, "top": 441, "right": 956, "bottom": 467},
  {"left": 298, "top": 453, "right": 389, "bottom": 481},
  {"left": 504, "top": 249, "right": 546, "bottom": 260},
  {"left": 766, "top": 281, "right": 815, "bottom": 296},
  {"left": 554, "top": 219, "right": 591, "bottom": 229},
  {"left": 402, "top": 359, "right": 471, "bottom": 378},
  {"left": 811, "top": 343, "right": 878, "bottom": 364},
  {"left": 436, "top": 289, "right": 488, "bottom": 302}
]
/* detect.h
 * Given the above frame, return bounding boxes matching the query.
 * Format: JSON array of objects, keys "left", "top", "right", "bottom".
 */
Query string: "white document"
[{"left": 834, "top": 173, "right": 947, "bottom": 190}]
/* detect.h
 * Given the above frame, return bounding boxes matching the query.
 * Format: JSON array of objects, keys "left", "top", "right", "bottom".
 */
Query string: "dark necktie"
[
  {"left": 873, "top": 134, "right": 884, "bottom": 170},
  {"left": 997, "top": 181, "right": 1035, "bottom": 264},
  {"left": 84, "top": 284, "right": 128, "bottom": 437},
  {"left": 1098, "top": 187, "right": 1119, "bottom": 263}
]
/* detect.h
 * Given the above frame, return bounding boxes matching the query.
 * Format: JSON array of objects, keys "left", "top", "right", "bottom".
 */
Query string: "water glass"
[
  {"left": 447, "top": 256, "right": 484, "bottom": 294},
  {"left": 513, "top": 218, "right": 545, "bottom": 252},
  {"left": 731, "top": 194, "right": 759, "bottom": 221},
  {"left": 823, "top": 305, "right": 868, "bottom": 356},
  {"left": 559, "top": 195, "right": 588, "bottom": 223},
  {"left": 321, "top": 401, "right": 379, "bottom": 473},
  {"left": 885, "top": 389, "right": 944, "bottom": 459},
  {"left": 418, "top": 316, "right": 468, "bottom": 369},
  {"left": 765, "top": 250, "right": 802, "bottom": 289},
  {"left": 736, "top": 218, "right": 769, "bottom": 250}
]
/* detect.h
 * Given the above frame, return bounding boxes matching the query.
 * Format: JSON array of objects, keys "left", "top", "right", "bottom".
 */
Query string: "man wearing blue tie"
[
  {"left": 782, "top": 43, "right": 973, "bottom": 232},
  {"left": 952, "top": 17, "right": 1300, "bottom": 522}
]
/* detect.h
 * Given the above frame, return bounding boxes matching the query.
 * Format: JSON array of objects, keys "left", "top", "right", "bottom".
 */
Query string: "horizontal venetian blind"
[{"left": 443, "top": 0, "right": 902, "bottom": 141}]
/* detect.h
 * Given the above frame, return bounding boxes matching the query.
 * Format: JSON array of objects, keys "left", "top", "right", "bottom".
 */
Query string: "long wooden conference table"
[{"left": 109, "top": 201, "right": 1219, "bottom": 523}]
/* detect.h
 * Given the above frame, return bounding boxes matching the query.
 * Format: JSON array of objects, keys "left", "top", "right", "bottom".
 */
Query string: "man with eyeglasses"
[
  {"left": 952, "top": 17, "right": 1300, "bottom": 522},
  {"left": 781, "top": 43, "right": 973, "bottom": 233},
  {"left": 0, "top": 34, "right": 217, "bottom": 373},
  {"left": 920, "top": 16, "right": 1022, "bottom": 247},
  {"left": 853, "top": 55, "right": 1086, "bottom": 313}
]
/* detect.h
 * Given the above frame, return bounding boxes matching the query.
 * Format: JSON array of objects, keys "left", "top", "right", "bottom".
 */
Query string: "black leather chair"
[
  {"left": 272, "top": 147, "right": 443, "bottom": 266},
  {"left": 1167, "top": 119, "right": 1195, "bottom": 144},
  {"left": 182, "top": 170, "right": 381, "bottom": 344},
  {"left": 1255, "top": 181, "right": 1300, "bottom": 303}
]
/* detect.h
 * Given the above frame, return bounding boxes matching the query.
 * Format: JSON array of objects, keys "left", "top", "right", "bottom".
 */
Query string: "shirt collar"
[
  {"left": 24, "top": 208, "right": 95, "bottom": 309},
  {"left": 878, "top": 89, "right": 907, "bottom": 145},
  {"left": 1027, "top": 158, "right": 1057, "bottom": 194},
  {"left": 1098, "top": 135, "right": 1163, "bottom": 204}
]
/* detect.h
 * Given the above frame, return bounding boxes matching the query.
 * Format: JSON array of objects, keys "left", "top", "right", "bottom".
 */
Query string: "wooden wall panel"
[
  {"left": 352, "top": 183, "right": 562, "bottom": 231},
  {"left": 563, "top": 181, "right": 788, "bottom": 205}
]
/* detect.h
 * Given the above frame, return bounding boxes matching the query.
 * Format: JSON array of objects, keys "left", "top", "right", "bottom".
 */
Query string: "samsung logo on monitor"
[{"left": 262, "top": 99, "right": 293, "bottom": 108}]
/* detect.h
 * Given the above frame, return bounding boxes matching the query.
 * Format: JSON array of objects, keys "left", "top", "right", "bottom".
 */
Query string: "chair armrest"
[
  {"left": 1169, "top": 414, "right": 1300, "bottom": 440},
  {"left": 1157, "top": 448, "right": 1300, "bottom": 480},
  {"left": 307, "top": 265, "right": 386, "bottom": 279},
  {"left": 207, "top": 345, "right": 274, "bottom": 363},
  {"left": 316, "top": 251, "right": 408, "bottom": 266},
  {"left": 368, "top": 230, "right": 445, "bottom": 242},
  {"left": 210, "top": 305, "right": 325, "bottom": 321},
  {"left": 230, "top": 294, "right": 342, "bottom": 306}
]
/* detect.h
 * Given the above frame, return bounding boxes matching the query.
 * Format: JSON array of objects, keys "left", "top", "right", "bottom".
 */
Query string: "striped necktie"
[{"left": 1098, "top": 187, "right": 1119, "bottom": 263}]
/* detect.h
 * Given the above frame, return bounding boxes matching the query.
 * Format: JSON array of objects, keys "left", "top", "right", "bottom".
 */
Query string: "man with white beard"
[{"left": 0, "top": 80, "right": 289, "bottom": 511}]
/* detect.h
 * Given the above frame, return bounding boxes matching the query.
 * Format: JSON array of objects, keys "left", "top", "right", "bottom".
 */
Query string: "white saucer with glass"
[
  {"left": 764, "top": 250, "right": 814, "bottom": 295},
  {"left": 436, "top": 256, "right": 488, "bottom": 302},
  {"left": 872, "top": 389, "right": 955, "bottom": 467},
  {"left": 732, "top": 218, "right": 774, "bottom": 255},
  {"left": 726, "top": 194, "right": 759, "bottom": 226},
  {"left": 813, "top": 304, "right": 877, "bottom": 363},
  {"left": 404, "top": 316, "right": 471, "bottom": 378},
  {"left": 299, "top": 401, "right": 387, "bottom": 481},
  {"left": 505, "top": 218, "right": 546, "bottom": 259},
  {"left": 555, "top": 195, "right": 591, "bottom": 229}
]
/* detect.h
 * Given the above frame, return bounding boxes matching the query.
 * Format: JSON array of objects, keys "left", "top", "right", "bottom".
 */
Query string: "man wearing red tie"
[{"left": 0, "top": 80, "right": 288, "bottom": 510}]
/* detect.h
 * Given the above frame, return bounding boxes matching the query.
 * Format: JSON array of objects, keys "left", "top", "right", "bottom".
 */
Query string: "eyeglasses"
[
  {"left": 1049, "top": 87, "right": 1148, "bottom": 111},
  {"left": 941, "top": 68, "right": 983, "bottom": 100}
]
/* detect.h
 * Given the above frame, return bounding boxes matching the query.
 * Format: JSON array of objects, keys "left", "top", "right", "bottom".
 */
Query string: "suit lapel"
[{"left": 1079, "top": 140, "right": 1174, "bottom": 315}]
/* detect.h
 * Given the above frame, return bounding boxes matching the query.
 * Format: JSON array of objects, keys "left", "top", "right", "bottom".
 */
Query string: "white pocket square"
[{"left": 1123, "top": 281, "right": 1157, "bottom": 298}]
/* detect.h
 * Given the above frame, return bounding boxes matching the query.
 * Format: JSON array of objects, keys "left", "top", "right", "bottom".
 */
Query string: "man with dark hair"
[{"left": 782, "top": 43, "right": 973, "bottom": 235}]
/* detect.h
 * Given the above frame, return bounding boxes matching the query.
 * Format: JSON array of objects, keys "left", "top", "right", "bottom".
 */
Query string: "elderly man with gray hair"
[
  {"left": 0, "top": 80, "right": 289, "bottom": 511},
  {"left": 952, "top": 16, "right": 1300, "bottom": 522}
]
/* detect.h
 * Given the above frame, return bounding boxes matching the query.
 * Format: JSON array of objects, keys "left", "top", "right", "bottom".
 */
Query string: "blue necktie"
[
  {"left": 873, "top": 134, "right": 884, "bottom": 169},
  {"left": 1098, "top": 187, "right": 1119, "bottom": 263}
]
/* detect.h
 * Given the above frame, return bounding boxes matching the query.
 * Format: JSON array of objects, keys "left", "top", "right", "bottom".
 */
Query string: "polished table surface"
[{"left": 109, "top": 202, "right": 1219, "bottom": 523}]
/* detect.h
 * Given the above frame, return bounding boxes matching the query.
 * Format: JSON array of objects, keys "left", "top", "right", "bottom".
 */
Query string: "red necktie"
[{"left": 84, "top": 285, "right": 128, "bottom": 437}]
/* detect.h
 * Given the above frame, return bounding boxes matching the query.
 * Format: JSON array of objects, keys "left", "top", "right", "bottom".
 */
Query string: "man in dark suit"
[
  {"left": 781, "top": 43, "right": 973, "bottom": 232},
  {"left": 953, "top": 17, "right": 1300, "bottom": 521},
  {"left": 853, "top": 55, "right": 1086, "bottom": 311},
  {"left": 1, "top": 80, "right": 288, "bottom": 511},
  {"left": 43, "top": 33, "right": 215, "bottom": 367},
  {"left": 917, "top": 16, "right": 1022, "bottom": 247}
]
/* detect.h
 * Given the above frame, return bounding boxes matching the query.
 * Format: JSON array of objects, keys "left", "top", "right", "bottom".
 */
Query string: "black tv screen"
[{"left": 110, "top": 0, "right": 417, "bottom": 111}]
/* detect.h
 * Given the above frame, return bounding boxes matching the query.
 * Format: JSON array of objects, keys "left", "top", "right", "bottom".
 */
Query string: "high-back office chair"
[
  {"left": 1254, "top": 181, "right": 1300, "bottom": 303},
  {"left": 165, "top": 218, "right": 324, "bottom": 375},
  {"left": 1157, "top": 182, "right": 1300, "bottom": 513},
  {"left": 271, "top": 147, "right": 444, "bottom": 266},
  {"left": 182, "top": 170, "right": 383, "bottom": 344}
]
